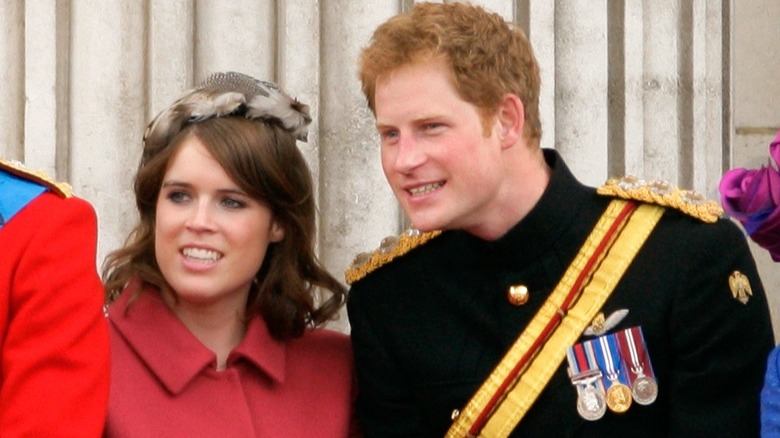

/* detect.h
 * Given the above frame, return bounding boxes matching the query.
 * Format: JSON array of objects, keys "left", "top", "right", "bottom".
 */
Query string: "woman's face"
[{"left": 154, "top": 135, "right": 284, "bottom": 311}]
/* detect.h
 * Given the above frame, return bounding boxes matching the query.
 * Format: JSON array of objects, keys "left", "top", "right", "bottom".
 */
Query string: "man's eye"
[{"left": 380, "top": 129, "right": 399, "bottom": 140}]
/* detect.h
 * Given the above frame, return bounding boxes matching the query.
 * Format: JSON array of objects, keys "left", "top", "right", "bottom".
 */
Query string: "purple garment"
[{"left": 719, "top": 131, "right": 780, "bottom": 261}]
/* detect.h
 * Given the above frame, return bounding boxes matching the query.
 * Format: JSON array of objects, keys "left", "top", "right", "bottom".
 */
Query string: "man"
[
  {"left": 0, "top": 159, "right": 110, "bottom": 435},
  {"left": 346, "top": 2, "right": 774, "bottom": 437}
]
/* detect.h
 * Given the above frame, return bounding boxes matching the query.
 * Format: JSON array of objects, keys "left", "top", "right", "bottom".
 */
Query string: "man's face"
[{"left": 374, "top": 58, "right": 506, "bottom": 234}]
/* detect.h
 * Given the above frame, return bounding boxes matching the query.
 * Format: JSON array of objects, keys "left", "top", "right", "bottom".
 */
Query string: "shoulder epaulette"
[
  {"left": 597, "top": 175, "right": 722, "bottom": 223},
  {"left": 0, "top": 158, "right": 72, "bottom": 198},
  {"left": 345, "top": 228, "right": 442, "bottom": 285}
]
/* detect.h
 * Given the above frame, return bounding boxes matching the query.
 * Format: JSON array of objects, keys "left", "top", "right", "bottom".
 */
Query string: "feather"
[
  {"left": 142, "top": 71, "right": 312, "bottom": 158},
  {"left": 184, "top": 91, "right": 246, "bottom": 122},
  {"left": 247, "top": 94, "right": 311, "bottom": 142}
]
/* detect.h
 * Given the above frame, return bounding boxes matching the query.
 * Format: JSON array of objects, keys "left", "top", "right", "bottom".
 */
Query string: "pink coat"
[{"left": 105, "top": 286, "right": 358, "bottom": 437}]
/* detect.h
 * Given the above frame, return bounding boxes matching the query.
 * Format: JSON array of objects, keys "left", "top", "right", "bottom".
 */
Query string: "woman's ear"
[
  {"left": 270, "top": 221, "right": 285, "bottom": 242},
  {"left": 497, "top": 93, "right": 525, "bottom": 149}
]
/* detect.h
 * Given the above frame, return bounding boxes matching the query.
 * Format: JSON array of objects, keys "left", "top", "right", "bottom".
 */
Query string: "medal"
[
  {"left": 577, "top": 382, "right": 607, "bottom": 421},
  {"left": 617, "top": 327, "right": 659, "bottom": 406},
  {"left": 631, "top": 375, "right": 659, "bottom": 405},
  {"left": 567, "top": 342, "right": 607, "bottom": 421},
  {"left": 606, "top": 383, "right": 632, "bottom": 413},
  {"left": 595, "top": 335, "right": 632, "bottom": 413}
]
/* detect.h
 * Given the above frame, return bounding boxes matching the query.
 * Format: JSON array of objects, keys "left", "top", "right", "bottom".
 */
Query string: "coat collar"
[{"left": 108, "top": 282, "right": 287, "bottom": 395}]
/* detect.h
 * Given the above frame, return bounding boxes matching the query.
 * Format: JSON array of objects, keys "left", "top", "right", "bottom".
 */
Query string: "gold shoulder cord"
[
  {"left": 0, "top": 158, "right": 72, "bottom": 198},
  {"left": 596, "top": 176, "right": 721, "bottom": 223},
  {"left": 345, "top": 229, "right": 442, "bottom": 285},
  {"left": 447, "top": 200, "right": 665, "bottom": 437}
]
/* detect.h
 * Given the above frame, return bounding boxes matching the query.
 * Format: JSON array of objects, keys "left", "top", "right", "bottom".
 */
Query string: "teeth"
[
  {"left": 182, "top": 247, "right": 221, "bottom": 262},
  {"left": 409, "top": 183, "right": 442, "bottom": 196}
]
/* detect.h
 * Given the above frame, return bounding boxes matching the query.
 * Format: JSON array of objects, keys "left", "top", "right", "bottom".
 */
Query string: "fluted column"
[
  {"left": 320, "top": 0, "right": 401, "bottom": 312},
  {"left": 0, "top": 2, "right": 24, "bottom": 160}
]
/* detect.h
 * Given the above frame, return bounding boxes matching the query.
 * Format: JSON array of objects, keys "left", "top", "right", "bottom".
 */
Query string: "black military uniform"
[{"left": 347, "top": 149, "right": 774, "bottom": 437}]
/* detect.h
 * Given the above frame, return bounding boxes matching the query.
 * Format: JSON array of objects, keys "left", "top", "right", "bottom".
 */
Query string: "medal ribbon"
[
  {"left": 578, "top": 342, "right": 601, "bottom": 375},
  {"left": 567, "top": 341, "right": 604, "bottom": 385},
  {"left": 583, "top": 341, "right": 607, "bottom": 394},
  {"left": 566, "top": 347, "right": 580, "bottom": 376},
  {"left": 595, "top": 335, "right": 618, "bottom": 384},
  {"left": 629, "top": 327, "right": 654, "bottom": 378},
  {"left": 616, "top": 327, "right": 655, "bottom": 380},
  {"left": 607, "top": 334, "right": 630, "bottom": 385}
]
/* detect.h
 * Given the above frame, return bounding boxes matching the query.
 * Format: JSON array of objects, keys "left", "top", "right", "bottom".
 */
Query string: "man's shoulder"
[
  {"left": 596, "top": 175, "right": 723, "bottom": 223},
  {"left": 0, "top": 159, "right": 72, "bottom": 198},
  {"left": 345, "top": 228, "right": 443, "bottom": 285},
  {"left": 0, "top": 160, "right": 83, "bottom": 228}
]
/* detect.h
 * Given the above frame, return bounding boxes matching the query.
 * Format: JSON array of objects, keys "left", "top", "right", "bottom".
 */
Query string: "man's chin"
[{"left": 406, "top": 215, "right": 444, "bottom": 232}]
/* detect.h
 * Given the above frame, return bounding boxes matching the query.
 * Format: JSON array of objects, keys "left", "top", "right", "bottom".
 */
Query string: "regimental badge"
[
  {"left": 729, "top": 271, "right": 752, "bottom": 305},
  {"left": 584, "top": 309, "right": 629, "bottom": 337}
]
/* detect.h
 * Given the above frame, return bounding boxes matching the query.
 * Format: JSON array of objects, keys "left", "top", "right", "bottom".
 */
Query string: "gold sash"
[{"left": 446, "top": 200, "right": 665, "bottom": 437}]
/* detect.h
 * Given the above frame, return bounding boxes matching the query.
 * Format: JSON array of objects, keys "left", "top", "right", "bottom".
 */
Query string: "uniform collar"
[
  {"left": 0, "top": 169, "right": 47, "bottom": 227},
  {"left": 108, "top": 282, "right": 287, "bottom": 395},
  {"left": 483, "top": 149, "right": 592, "bottom": 265}
]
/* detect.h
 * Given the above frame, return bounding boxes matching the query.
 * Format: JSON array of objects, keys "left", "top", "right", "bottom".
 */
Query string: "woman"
[{"left": 102, "top": 72, "right": 357, "bottom": 437}]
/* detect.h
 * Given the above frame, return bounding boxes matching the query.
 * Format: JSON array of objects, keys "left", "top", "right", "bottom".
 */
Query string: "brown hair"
[
  {"left": 103, "top": 117, "right": 346, "bottom": 340},
  {"left": 359, "top": 2, "right": 542, "bottom": 141}
]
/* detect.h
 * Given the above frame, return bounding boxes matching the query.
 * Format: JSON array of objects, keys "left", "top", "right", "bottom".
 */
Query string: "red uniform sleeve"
[{"left": 0, "top": 192, "right": 110, "bottom": 436}]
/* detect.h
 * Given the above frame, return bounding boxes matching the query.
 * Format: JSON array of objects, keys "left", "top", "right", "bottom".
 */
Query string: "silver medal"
[
  {"left": 631, "top": 374, "right": 658, "bottom": 405},
  {"left": 576, "top": 384, "right": 607, "bottom": 421}
]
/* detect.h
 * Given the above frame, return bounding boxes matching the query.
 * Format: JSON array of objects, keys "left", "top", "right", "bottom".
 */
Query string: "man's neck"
[{"left": 465, "top": 145, "right": 551, "bottom": 241}]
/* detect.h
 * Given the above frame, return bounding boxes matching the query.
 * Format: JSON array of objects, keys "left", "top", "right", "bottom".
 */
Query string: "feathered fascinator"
[
  {"left": 719, "top": 130, "right": 780, "bottom": 261},
  {"left": 142, "top": 72, "right": 311, "bottom": 163}
]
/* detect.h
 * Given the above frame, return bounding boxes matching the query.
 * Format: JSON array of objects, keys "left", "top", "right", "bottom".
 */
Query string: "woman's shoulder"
[
  {"left": 294, "top": 326, "right": 350, "bottom": 345},
  {"left": 283, "top": 328, "right": 354, "bottom": 389},
  {"left": 287, "top": 327, "right": 352, "bottom": 359}
]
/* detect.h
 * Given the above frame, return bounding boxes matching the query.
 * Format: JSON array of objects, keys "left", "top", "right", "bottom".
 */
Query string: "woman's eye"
[
  {"left": 222, "top": 198, "right": 245, "bottom": 209},
  {"left": 167, "top": 191, "right": 190, "bottom": 203}
]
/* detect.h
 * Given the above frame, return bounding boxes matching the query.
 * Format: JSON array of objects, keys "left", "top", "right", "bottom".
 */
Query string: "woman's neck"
[{"left": 164, "top": 294, "right": 248, "bottom": 371}]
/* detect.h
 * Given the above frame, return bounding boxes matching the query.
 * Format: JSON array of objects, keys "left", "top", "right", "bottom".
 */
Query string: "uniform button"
[{"left": 507, "top": 284, "right": 529, "bottom": 306}]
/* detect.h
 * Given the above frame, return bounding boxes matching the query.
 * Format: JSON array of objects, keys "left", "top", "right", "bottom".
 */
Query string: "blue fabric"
[
  {"left": 0, "top": 169, "right": 47, "bottom": 227},
  {"left": 762, "top": 347, "right": 780, "bottom": 437}
]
